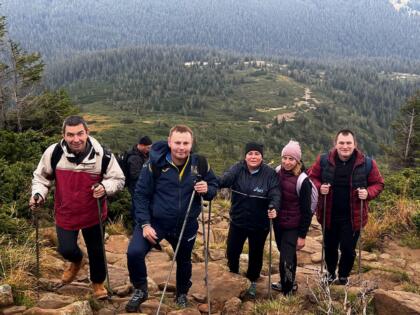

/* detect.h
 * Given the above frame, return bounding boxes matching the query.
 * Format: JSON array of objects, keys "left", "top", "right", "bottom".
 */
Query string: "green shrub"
[{"left": 412, "top": 211, "right": 420, "bottom": 234}]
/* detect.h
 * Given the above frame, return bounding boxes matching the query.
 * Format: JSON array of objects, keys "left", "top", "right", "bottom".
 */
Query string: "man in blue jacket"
[{"left": 125, "top": 125, "right": 218, "bottom": 312}]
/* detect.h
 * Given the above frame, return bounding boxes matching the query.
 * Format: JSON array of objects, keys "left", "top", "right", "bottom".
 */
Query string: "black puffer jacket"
[
  {"left": 219, "top": 161, "right": 281, "bottom": 230},
  {"left": 127, "top": 146, "right": 149, "bottom": 194}
]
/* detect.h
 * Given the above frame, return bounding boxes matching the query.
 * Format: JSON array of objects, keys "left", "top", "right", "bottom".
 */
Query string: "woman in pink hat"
[{"left": 272, "top": 140, "right": 313, "bottom": 295}]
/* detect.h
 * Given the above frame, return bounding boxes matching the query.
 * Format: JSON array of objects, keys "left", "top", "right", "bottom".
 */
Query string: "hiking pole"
[
  {"left": 94, "top": 184, "right": 112, "bottom": 297},
  {"left": 33, "top": 193, "right": 41, "bottom": 300},
  {"left": 358, "top": 189, "right": 365, "bottom": 278},
  {"left": 200, "top": 195, "right": 211, "bottom": 314},
  {"left": 157, "top": 189, "right": 197, "bottom": 314},
  {"left": 321, "top": 186, "right": 328, "bottom": 276},
  {"left": 267, "top": 204, "right": 274, "bottom": 300},
  {"left": 206, "top": 201, "right": 212, "bottom": 314},
  {"left": 197, "top": 174, "right": 211, "bottom": 313}
]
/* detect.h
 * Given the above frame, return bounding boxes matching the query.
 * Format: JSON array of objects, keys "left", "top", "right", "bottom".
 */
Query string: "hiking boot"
[
  {"left": 271, "top": 281, "right": 298, "bottom": 293},
  {"left": 175, "top": 293, "right": 188, "bottom": 308},
  {"left": 322, "top": 273, "right": 336, "bottom": 285},
  {"left": 61, "top": 260, "right": 84, "bottom": 284},
  {"left": 337, "top": 277, "right": 349, "bottom": 285},
  {"left": 125, "top": 289, "right": 148, "bottom": 313},
  {"left": 245, "top": 282, "right": 257, "bottom": 299},
  {"left": 92, "top": 282, "right": 108, "bottom": 300}
]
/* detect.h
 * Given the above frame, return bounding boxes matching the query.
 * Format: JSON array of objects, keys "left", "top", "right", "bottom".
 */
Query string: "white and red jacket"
[{"left": 32, "top": 136, "right": 125, "bottom": 230}]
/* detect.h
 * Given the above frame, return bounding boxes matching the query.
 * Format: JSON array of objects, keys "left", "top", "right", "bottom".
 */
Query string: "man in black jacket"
[{"left": 126, "top": 136, "right": 152, "bottom": 195}]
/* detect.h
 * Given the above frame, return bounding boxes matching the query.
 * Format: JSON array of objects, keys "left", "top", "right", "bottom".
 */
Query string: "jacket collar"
[{"left": 327, "top": 148, "right": 365, "bottom": 167}]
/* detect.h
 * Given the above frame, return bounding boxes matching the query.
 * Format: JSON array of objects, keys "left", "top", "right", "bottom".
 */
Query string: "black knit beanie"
[
  {"left": 138, "top": 136, "right": 152, "bottom": 145},
  {"left": 245, "top": 142, "right": 264, "bottom": 156}
]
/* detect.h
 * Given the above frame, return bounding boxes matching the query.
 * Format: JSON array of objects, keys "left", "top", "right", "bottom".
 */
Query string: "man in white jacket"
[{"left": 29, "top": 115, "right": 125, "bottom": 299}]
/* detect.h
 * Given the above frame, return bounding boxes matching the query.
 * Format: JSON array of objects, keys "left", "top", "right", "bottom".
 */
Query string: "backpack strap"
[
  {"left": 364, "top": 156, "right": 372, "bottom": 178},
  {"left": 50, "top": 142, "right": 111, "bottom": 178},
  {"left": 50, "top": 143, "right": 64, "bottom": 179},
  {"left": 320, "top": 153, "right": 328, "bottom": 170},
  {"left": 296, "top": 172, "right": 308, "bottom": 197},
  {"left": 101, "top": 147, "right": 112, "bottom": 176}
]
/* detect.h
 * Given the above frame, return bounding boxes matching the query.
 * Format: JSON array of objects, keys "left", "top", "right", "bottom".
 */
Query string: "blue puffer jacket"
[{"left": 133, "top": 141, "right": 218, "bottom": 230}]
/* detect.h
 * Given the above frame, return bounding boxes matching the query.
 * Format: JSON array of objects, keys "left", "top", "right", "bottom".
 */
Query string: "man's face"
[
  {"left": 168, "top": 131, "right": 193, "bottom": 162},
  {"left": 245, "top": 151, "right": 263, "bottom": 170},
  {"left": 63, "top": 124, "right": 89, "bottom": 154},
  {"left": 138, "top": 144, "right": 152, "bottom": 155},
  {"left": 335, "top": 133, "right": 356, "bottom": 161}
]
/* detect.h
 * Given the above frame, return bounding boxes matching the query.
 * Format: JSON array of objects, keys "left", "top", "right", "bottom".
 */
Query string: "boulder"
[
  {"left": 148, "top": 261, "right": 248, "bottom": 312},
  {"left": 1, "top": 305, "right": 27, "bottom": 314},
  {"left": 140, "top": 299, "right": 168, "bottom": 315},
  {"left": 23, "top": 301, "right": 92, "bottom": 315},
  {"left": 37, "top": 293, "right": 76, "bottom": 309},
  {"left": 0, "top": 285, "right": 13, "bottom": 307},
  {"left": 222, "top": 297, "right": 242, "bottom": 315},
  {"left": 299, "top": 236, "right": 321, "bottom": 255},
  {"left": 310, "top": 252, "right": 322, "bottom": 263},
  {"left": 56, "top": 283, "right": 91, "bottom": 296},
  {"left": 374, "top": 289, "right": 420, "bottom": 315},
  {"left": 105, "top": 235, "right": 129, "bottom": 254},
  {"left": 168, "top": 308, "right": 200, "bottom": 315},
  {"left": 240, "top": 301, "right": 255, "bottom": 315}
]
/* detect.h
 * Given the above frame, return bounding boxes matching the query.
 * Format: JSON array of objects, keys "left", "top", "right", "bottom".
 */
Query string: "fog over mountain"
[{"left": 2, "top": 0, "right": 420, "bottom": 61}]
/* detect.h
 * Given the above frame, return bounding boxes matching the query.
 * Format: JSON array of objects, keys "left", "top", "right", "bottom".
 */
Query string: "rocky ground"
[{"left": 1, "top": 202, "right": 420, "bottom": 315}]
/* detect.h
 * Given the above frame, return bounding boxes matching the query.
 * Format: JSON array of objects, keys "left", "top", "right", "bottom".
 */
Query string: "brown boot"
[
  {"left": 92, "top": 282, "right": 108, "bottom": 300},
  {"left": 61, "top": 260, "right": 83, "bottom": 284}
]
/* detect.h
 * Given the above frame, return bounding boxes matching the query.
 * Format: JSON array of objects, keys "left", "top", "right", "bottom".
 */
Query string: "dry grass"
[
  {"left": 363, "top": 198, "right": 418, "bottom": 251},
  {"left": 106, "top": 216, "right": 128, "bottom": 236},
  {"left": 0, "top": 237, "right": 35, "bottom": 289},
  {"left": 253, "top": 295, "right": 304, "bottom": 315},
  {"left": 0, "top": 235, "right": 37, "bottom": 307}
]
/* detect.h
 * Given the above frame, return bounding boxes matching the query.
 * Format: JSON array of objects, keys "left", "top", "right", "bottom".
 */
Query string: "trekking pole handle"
[
  {"left": 33, "top": 193, "right": 43, "bottom": 208},
  {"left": 195, "top": 174, "right": 203, "bottom": 183}
]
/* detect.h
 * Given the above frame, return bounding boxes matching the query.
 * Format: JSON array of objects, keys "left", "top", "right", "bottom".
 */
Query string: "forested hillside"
[
  {"left": 43, "top": 46, "right": 420, "bottom": 172},
  {"left": 3, "top": 0, "right": 420, "bottom": 61}
]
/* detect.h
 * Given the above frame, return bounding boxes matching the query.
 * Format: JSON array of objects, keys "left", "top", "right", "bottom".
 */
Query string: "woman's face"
[
  {"left": 281, "top": 155, "right": 297, "bottom": 171},
  {"left": 245, "top": 151, "right": 263, "bottom": 170}
]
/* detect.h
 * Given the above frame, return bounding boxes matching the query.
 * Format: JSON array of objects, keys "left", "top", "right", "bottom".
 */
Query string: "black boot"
[
  {"left": 125, "top": 288, "right": 148, "bottom": 313},
  {"left": 175, "top": 293, "right": 188, "bottom": 308}
]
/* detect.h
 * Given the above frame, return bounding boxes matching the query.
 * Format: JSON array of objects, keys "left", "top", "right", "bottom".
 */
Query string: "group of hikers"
[{"left": 29, "top": 115, "right": 384, "bottom": 313}]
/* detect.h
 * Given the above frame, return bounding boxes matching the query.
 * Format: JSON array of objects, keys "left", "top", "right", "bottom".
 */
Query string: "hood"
[{"left": 149, "top": 140, "right": 170, "bottom": 167}]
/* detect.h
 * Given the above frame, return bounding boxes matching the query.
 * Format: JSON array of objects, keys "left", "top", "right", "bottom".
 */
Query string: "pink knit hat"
[{"left": 281, "top": 140, "right": 301, "bottom": 161}]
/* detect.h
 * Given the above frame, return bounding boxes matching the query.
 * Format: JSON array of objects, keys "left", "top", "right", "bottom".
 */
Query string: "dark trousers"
[
  {"left": 273, "top": 226, "right": 298, "bottom": 294},
  {"left": 226, "top": 223, "right": 269, "bottom": 282},
  {"left": 127, "top": 221, "right": 198, "bottom": 294},
  {"left": 324, "top": 218, "right": 360, "bottom": 278},
  {"left": 56, "top": 224, "right": 106, "bottom": 283}
]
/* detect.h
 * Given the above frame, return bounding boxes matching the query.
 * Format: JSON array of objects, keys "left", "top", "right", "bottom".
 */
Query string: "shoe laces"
[
  {"left": 131, "top": 289, "right": 146, "bottom": 301},
  {"left": 176, "top": 294, "right": 188, "bottom": 305},
  {"left": 248, "top": 282, "right": 257, "bottom": 295}
]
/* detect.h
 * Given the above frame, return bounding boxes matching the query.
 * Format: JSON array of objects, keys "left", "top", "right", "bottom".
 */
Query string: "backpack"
[
  {"left": 296, "top": 172, "right": 318, "bottom": 214},
  {"left": 50, "top": 143, "right": 111, "bottom": 179},
  {"left": 151, "top": 154, "right": 209, "bottom": 181},
  {"left": 116, "top": 150, "right": 136, "bottom": 186}
]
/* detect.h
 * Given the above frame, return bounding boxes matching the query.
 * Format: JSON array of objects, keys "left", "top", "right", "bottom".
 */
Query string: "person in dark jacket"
[
  {"left": 271, "top": 140, "right": 312, "bottom": 295},
  {"left": 219, "top": 142, "right": 280, "bottom": 299},
  {"left": 308, "top": 129, "right": 384, "bottom": 284},
  {"left": 126, "top": 136, "right": 152, "bottom": 195},
  {"left": 125, "top": 125, "right": 218, "bottom": 312}
]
